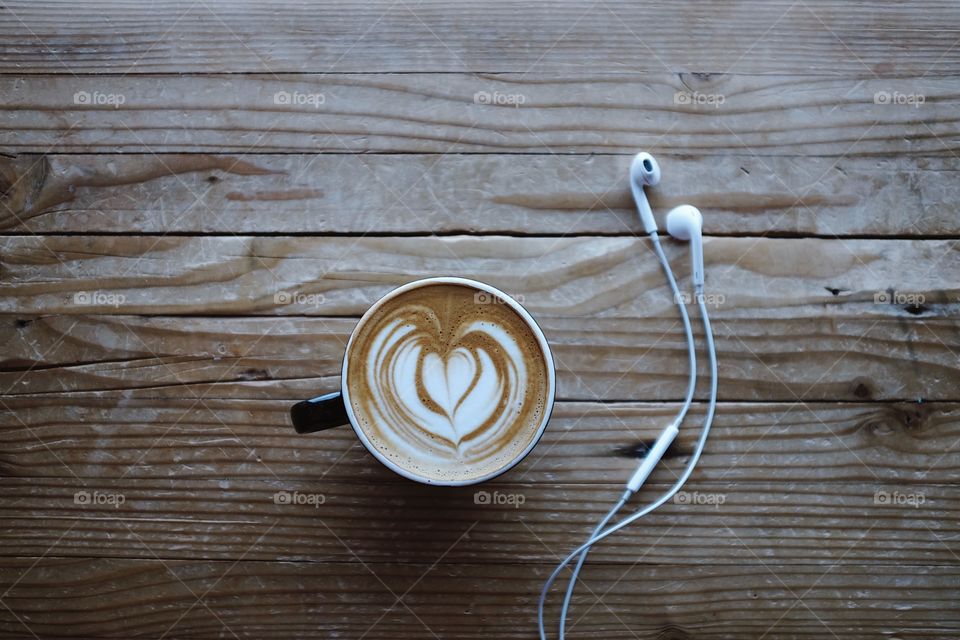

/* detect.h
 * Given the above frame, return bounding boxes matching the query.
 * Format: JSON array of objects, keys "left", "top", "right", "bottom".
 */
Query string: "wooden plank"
[
  {"left": 2, "top": 1, "right": 960, "bottom": 76},
  {"left": 1, "top": 398, "right": 956, "bottom": 484},
  {"left": 3, "top": 6, "right": 956, "bottom": 640},
  {"left": 1, "top": 478, "right": 954, "bottom": 566},
  {"left": 2, "top": 74, "right": 959, "bottom": 155},
  {"left": 1, "top": 312, "right": 958, "bottom": 402},
  {"left": 0, "top": 558, "right": 955, "bottom": 639},
  {"left": 1, "top": 236, "right": 956, "bottom": 319},
  {"left": 4, "top": 153, "right": 960, "bottom": 236}
]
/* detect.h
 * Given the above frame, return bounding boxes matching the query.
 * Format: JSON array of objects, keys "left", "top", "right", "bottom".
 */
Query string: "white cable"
[
  {"left": 556, "top": 493, "right": 629, "bottom": 638},
  {"left": 553, "top": 230, "right": 697, "bottom": 638},
  {"left": 540, "top": 278, "right": 718, "bottom": 640},
  {"left": 651, "top": 231, "right": 698, "bottom": 426}
]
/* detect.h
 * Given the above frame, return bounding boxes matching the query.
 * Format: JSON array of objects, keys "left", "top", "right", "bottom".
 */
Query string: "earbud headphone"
[
  {"left": 631, "top": 153, "right": 705, "bottom": 287},
  {"left": 629, "top": 152, "right": 661, "bottom": 234},
  {"left": 538, "top": 153, "right": 719, "bottom": 640},
  {"left": 666, "top": 204, "right": 704, "bottom": 288}
]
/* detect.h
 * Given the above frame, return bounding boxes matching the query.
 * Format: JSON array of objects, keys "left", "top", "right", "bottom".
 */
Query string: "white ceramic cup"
[{"left": 291, "top": 276, "right": 556, "bottom": 485}]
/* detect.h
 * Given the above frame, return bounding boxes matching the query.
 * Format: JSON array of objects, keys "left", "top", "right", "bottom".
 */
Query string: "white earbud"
[
  {"left": 666, "top": 204, "right": 704, "bottom": 289},
  {"left": 629, "top": 152, "right": 661, "bottom": 234}
]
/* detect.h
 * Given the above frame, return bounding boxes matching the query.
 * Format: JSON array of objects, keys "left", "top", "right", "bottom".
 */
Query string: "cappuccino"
[{"left": 345, "top": 282, "right": 551, "bottom": 483}]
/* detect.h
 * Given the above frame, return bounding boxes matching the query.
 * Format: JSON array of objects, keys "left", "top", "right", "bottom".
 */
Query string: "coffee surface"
[{"left": 346, "top": 283, "right": 551, "bottom": 483}]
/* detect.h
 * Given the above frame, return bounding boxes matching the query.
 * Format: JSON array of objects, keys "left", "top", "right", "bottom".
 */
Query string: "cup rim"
[{"left": 340, "top": 276, "right": 556, "bottom": 486}]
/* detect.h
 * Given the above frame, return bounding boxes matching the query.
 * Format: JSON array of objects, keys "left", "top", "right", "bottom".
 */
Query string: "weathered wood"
[
  {"left": 1, "top": 312, "right": 958, "bottom": 402},
  {"left": 3, "top": 236, "right": 957, "bottom": 402},
  {"left": 0, "top": 557, "right": 955, "bottom": 639},
  {"left": 2, "top": 74, "right": 959, "bottom": 155},
  {"left": 1, "top": 398, "right": 955, "bottom": 484},
  {"left": 1, "top": 236, "right": 956, "bottom": 319},
  {"left": 1, "top": 477, "right": 954, "bottom": 566},
  {"left": 3, "top": 153, "right": 959, "bottom": 236},
  {"left": 2, "top": 1, "right": 960, "bottom": 76},
  {"left": 3, "top": 5, "right": 957, "bottom": 639}
]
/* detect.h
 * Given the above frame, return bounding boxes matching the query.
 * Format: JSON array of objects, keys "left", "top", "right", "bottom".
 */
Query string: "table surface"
[{"left": 2, "top": 2, "right": 959, "bottom": 639}]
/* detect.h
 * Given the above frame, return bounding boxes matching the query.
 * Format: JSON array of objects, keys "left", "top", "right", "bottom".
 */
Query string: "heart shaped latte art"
[
  {"left": 369, "top": 315, "right": 521, "bottom": 454},
  {"left": 418, "top": 347, "right": 488, "bottom": 439},
  {"left": 346, "top": 284, "right": 549, "bottom": 479}
]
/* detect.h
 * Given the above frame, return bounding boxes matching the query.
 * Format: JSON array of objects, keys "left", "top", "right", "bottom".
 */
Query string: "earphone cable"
[
  {"left": 552, "top": 230, "right": 698, "bottom": 639},
  {"left": 556, "top": 493, "right": 629, "bottom": 638},
  {"left": 649, "top": 231, "right": 698, "bottom": 426},
  {"left": 539, "top": 248, "right": 718, "bottom": 640}
]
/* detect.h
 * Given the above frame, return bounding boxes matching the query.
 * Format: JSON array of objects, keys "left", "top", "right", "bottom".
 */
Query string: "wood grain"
[
  {"left": 1, "top": 236, "right": 957, "bottom": 318},
  {"left": 1, "top": 398, "right": 955, "bottom": 485},
  {"left": 0, "top": 557, "right": 956, "bottom": 639},
  {"left": 1, "top": 477, "right": 955, "bottom": 566},
  {"left": 3, "top": 1, "right": 960, "bottom": 76},
  {"left": 4, "top": 153, "right": 960, "bottom": 236},
  {"left": 3, "top": 3, "right": 959, "bottom": 639},
  {"left": 2, "top": 74, "right": 959, "bottom": 155},
  {"left": 1, "top": 312, "right": 959, "bottom": 402}
]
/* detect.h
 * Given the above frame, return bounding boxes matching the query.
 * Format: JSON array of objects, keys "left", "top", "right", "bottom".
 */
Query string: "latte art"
[
  {"left": 346, "top": 283, "right": 551, "bottom": 483},
  {"left": 371, "top": 317, "right": 524, "bottom": 453}
]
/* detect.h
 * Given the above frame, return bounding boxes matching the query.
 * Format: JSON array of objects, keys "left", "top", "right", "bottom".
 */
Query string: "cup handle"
[{"left": 290, "top": 391, "right": 351, "bottom": 434}]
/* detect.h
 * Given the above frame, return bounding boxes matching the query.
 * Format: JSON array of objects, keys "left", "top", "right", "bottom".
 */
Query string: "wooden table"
[{"left": 2, "top": 2, "right": 959, "bottom": 638}]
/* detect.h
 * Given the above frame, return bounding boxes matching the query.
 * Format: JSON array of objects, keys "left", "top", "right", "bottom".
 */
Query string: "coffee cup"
[{"left": 291, "top": 277, "right": 556, "bottom": 486}]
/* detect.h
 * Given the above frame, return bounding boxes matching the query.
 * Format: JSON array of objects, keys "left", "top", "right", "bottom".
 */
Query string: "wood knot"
[
  {"left": 864, "top": 417, "right": 897, "bottom": 437},
  {"left": 677, "top": 71, "right": 727, "bottom": 93},
  {"left": 655, "top": 625, "right": 693, "bottom": 640},
  {"left": 860, "top": 404, "right": 933, "bottom": 448},
  {"left": 888, "top": 404, "right": 930, "bottom": 434},
  {"left": 852, "top": 379, "right": 873, "bottom": 399}
]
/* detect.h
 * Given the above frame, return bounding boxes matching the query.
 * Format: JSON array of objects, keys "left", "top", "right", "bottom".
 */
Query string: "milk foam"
[{"left": 347, "top": 284, "right": 549, "bottom": 482}]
